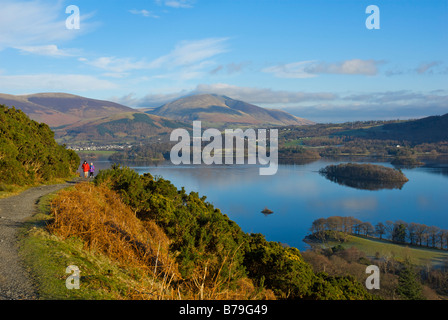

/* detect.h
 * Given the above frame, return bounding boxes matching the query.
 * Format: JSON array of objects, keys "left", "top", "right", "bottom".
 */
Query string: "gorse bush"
[
  {"left": 91, "top": 165, "right": 375, "bottom": 300},
  {"left": 95, "top": 165, "right": 248, "bottom": 290},
  {"left": 0, "top": 105, "right": 79, "bottom": 185},
  {"left": 244, "top": 233, "right": 315, "bottom": 299}
]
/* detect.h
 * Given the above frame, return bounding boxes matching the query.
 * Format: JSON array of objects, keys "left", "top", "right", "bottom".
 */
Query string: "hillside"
[
  {"left": 343, "top": 113, "right": 448, "bottom": 144},
  {"left": 148, "top": 94, "right": 314, "bottom": 127},
  {"left": 0, "top": 104, "right": 79, "bottom": 186},
  {"left": 0, "top": 93, "right": 134, "bottom": 128},
  {"left": 55, "top": 112, "right": 189, "bottom": 145}
]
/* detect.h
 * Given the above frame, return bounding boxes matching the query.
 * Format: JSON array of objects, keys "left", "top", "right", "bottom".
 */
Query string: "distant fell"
[
  {"left": 0, "top": 93, "right": 134, "bottom": 127},
  {"left": 147, "top": 94, "right": 314, "bottom": 127}
]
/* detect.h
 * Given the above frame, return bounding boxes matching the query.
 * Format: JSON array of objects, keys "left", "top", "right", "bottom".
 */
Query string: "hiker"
[
  {"left": 81, "top": 161, "right": 90, "bottom": 179},
  {"left": 89, "top": 162, "right": 95, "bottom": 178}
]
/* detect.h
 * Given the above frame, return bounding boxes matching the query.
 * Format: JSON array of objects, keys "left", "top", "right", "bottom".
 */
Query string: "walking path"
[{"left": 0, "top": 180, "right": 79, "bottom": 300}]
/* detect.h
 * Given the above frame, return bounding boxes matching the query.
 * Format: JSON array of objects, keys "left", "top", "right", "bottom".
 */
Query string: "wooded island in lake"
[
  {"left": 319, "top": 163, "right": 409, "bottom": 190},
  {"left": 319, "top": 163, "right": 409, "bottom": 182}
]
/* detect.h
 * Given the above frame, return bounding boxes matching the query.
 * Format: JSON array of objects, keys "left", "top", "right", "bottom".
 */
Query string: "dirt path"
[{"left": 0, "top": 180, "right": 80, "bottom": 300}]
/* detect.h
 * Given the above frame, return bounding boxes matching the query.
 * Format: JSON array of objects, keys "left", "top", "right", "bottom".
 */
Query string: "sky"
[{"left": 0, "top": 0, "right": 447, "bottom": 122}]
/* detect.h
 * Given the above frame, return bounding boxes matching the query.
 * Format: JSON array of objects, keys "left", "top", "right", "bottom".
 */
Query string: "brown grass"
[
  {"left": 48, "top": 183, "right": 180, "bottom": 284},
  {"left": 46, "top": 182, "right": 275, "bottom": 300}
]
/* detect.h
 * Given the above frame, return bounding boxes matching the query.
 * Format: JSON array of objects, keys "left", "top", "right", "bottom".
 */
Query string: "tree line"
[{"left": 308, "top": 216, "right": 448, "bottom": 250}]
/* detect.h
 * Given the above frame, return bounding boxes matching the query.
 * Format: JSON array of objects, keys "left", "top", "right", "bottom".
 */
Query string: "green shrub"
[
  {"left": 94, "top": 165, "right": 248, "bottom": 286},
  {"left": 244, "top": 233, "right": 315, "bottom": 299},
  {"left": 94, "top": 165, "right": 375, "bottom": 300},
  {"left": 0, "top": 105, "right": 79, "bottom": 186}
]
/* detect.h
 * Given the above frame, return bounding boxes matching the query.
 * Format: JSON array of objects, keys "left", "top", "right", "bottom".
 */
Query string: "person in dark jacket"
[{"left": 89, "top": 162, "right": 95, "bottom": 178}]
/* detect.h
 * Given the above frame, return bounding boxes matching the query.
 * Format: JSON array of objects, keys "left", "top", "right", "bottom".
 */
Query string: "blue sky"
[{"left": 0, "top": 0, "right": 447, "bottom": 122}]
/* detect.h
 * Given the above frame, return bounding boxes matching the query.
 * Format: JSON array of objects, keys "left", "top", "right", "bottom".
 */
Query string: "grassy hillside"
[
  {"left": 336, "top": 235, "right": 448, "bottom": 268},
  {"left": 0, "top": 104, "right": 79, "bottom": 188},
  {"left": 21, "top": 166, "right": 377, "bottom": 300}
]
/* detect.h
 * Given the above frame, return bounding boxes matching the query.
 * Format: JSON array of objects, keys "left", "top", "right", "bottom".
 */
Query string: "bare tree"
[
  {"left": 360, "top": 222, "right": 374, "bottom": 236},
  {"left": 385, "top": 220, "right": 395, "bottom": 240},
  {"left": 375, "top": 222, "right": 386, "bottom": 239},
  {"left": 342, "top": 216, "right": 356, "bottom": 234},
  {"left": 414, "top": 223, "right": 427, "bottom": 246},
  {"left": 408, "top": 223, "right": 418, "bottom": 245},
  {"left": 437, "top": 229, "right": 447, "bottom": 250},
  {"left": 310, "top": 218, "right": 327, "bottom": 240},
  {"left": 326, "top": 216, "right": 343, "bottom": 232},
  {"left": 428, "top": 226, "right": 440, "bottom": 248}
]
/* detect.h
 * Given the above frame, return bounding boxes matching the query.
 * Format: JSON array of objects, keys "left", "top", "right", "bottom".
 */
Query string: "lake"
[{"left": 92, "top": 158, "right": 448, "bottom": 251}]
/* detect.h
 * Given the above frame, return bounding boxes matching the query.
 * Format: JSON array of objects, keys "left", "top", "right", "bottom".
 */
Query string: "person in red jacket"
[{"left": 81, "top": 161, "right": 90, "bottom": 178}]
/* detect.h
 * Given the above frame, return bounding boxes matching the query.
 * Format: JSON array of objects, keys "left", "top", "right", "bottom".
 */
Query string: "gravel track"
[{"left": 0, "top": 180, "right": 79, "bottom": 300}]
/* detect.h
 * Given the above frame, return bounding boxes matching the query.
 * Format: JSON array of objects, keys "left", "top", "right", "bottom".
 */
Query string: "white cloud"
[
  {"left": 343, "top": 90, "right": 448, "bottom": 105},
  {"left": 263, "top": 59, "right": 383, "bottom": 78},
  {"left": 79, "top": 38, "right": 228, "bottom": 77},
  {"left": 0, "top": 0, "right": 95, "bottom": 50},
  {"left": 0, "top": 74, "right": 117, "bottom": 92},
  {"left": 283, "top": 90, "right": 448, "bottom": 122},
  {"left": 14, "top": 45, "right": 73, "bottom": 57},
  {"left": 155, "top": 0, "right": 195, "bottom": 8},
  {"left": 306, "top": 59, "right": 382, "bottom": 75},
  {"left": 80, "top": 56, "right": 150, "bottom": 73},
  {"left": 262, "top": 61, "right": 318, "bottom": 79},
  {"left": 129, "top": 9, "right": 159, "bottom": 18},
  {"left": 148, "top": 38, "right": 228, "bottom": 69}
]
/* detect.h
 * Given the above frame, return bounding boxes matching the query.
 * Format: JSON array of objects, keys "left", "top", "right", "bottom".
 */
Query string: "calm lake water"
[{"left": 92, "top": 158, "right": 448, "bottom": 251}]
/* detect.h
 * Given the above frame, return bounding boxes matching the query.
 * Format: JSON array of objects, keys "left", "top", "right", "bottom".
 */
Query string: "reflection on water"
[
  {"left": 88, "top": 157, "right": 448, "bottom": 251},
  {"left": 320, "top": 174, "right": 408, "bottom": 190}
]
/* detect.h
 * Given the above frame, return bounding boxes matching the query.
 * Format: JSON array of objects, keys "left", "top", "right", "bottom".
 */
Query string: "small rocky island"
[
  {"left": 261, "top": 207, "right": 274, "bottom": 215},
  {"left": 319, "top": 163, "right": 409, "bottom": 190}
]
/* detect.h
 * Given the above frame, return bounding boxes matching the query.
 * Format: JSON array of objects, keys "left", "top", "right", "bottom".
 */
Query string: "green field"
[{"left": 317, "top": 235, "right": 448, "bottom": 268}]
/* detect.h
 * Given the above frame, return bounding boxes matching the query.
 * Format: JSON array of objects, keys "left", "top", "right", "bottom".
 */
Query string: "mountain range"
[
  {"left": 0, "top": 92, "right": 313, "bottom": 145},
  {"left": 0, "top": 93, "right": 134, "bottom": 128},
  {"left": 147, "top": 94, "right": 314, "bottom": 127}
]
